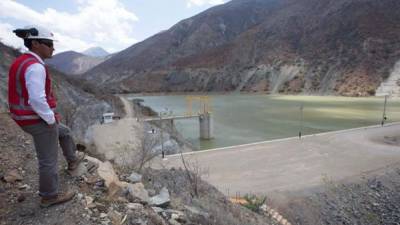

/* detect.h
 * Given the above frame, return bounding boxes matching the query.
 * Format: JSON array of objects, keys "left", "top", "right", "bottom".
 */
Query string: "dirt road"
[
  {"left": 88, "top": 96, "right": 142, "bottom": 166},
  {"left": 119, "top": 95, "right": 134, "bottom": 118},
  {"left": 155, "top": 123, "right": 400, "bottom": 197}
]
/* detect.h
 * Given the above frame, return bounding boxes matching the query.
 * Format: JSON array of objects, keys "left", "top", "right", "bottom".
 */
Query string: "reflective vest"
[{"left": 8, "top": 53, "right": 57, "bottom": 126}]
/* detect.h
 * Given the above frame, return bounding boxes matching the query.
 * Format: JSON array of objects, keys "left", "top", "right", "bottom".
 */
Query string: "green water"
[{"left": 126, "top": 94, "right": 400, "bottom": 150}]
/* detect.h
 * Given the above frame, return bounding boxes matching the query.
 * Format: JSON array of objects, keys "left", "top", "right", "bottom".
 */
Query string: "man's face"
[{"left": 32, "top": 39, "right": 54, "bottom": 59}]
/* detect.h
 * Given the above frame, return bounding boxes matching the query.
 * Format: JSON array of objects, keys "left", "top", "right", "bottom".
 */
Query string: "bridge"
[{"left": 136, "top": 96, "right": 214, "bottom": 140}]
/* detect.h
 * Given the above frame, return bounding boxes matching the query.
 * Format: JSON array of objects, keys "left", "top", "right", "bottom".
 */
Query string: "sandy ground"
[
  {"left": 153, "top": 123, "right": 400, "bottom": 198},
  {"left": 88, "top": 96, "right": 143, "bottom": 166}
]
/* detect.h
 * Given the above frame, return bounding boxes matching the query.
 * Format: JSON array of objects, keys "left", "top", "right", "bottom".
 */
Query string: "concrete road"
[{"left": 153, "top": 123, "right": 400, "bottom": 197}]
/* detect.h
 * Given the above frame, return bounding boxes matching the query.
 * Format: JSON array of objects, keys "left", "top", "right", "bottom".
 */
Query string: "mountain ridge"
[{"left": 83, "top": 0, "right": 400, "bottom": 96}]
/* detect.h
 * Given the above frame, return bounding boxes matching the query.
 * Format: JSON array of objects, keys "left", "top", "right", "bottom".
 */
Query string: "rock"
[
  {"left": 85, "top": 158, "right": 130, "bottom": 200},
  {"left": 167, "top": 210, "right": 186, "bottom": 223},
  {"left": 85, "top": 175, "right": 98, "bottom": 184},
  {"left": 3, "top": 169, "right": 22, "bottom": 183},
  {"left": 127, "top": 203, "right": 144, "bottom": 210},
  {"left": 95, "top": 203, "right": 108, "bottom": 212},
  {"left": 107, "top": 181, "right": 125, "bottom": 199},
  {"left": 77, "top": 193, "right": 84, "bottom": 200},
  {"left": 260, "top": 203, "right": 267, "bottom": 212},
  {"left": 100, "top": 213, "right": 108, "bottom": 218},
  {"left": 128, "top": 217, "right": 146, "bottom": 225},
  {"left": 17, "top": 194, "right": 25, "bottom": 202},
  {"left": 147, "top": 188, "right": 156, "bottom": 196},
  {"left": 85, "top": 158, "right": 118, "bottom": 188},
  {"left": 101, "top": 220, "right": 110, "bottom": 225},
  {"left": 108, "top": 210, "right": 122, "bottom": 225},
  {"left": 184, "top": 205, "right": 209, "bottom": 218},
  {"left": 149, "top": 187, "right": 170, "bottom": 207},
  {"left": 18, "top": 208, "right": 35, "bottom": 217},
  {"left": 152, "top": 207, "right": 164, "bottom": 214},
  {"left": 85, "top": 196, "right": 94, "bottom": 206},
  {"left": 18, "top": 184, "right": 30, "bottom": 190},
  {"left": 117, "top": 197, "right": 129, "bottom": 203},
  {"left": 88, "top": 203, "right": 97, "bottom": 209},
  {"left": 68, "top": 163, "right": 88, "bottom": 177},
  {"left": 127, "top": 183, "right": 150, "bottom": 203},
  {"left": 168, "top": 219, "right": 181, "bottom": 225},
  {"left": 127, "top": 171, "right": 142, "bottom": 183}
]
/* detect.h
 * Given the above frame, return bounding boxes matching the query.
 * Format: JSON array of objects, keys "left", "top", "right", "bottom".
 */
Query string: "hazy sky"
[{"left": 0, "top": 0, "right": 228, "bottom": 54}]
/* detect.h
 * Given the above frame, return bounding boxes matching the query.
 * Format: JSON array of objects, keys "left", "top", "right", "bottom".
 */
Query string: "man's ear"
[{"left": 30, "top": 40, "right": 40, "bottom": 49}]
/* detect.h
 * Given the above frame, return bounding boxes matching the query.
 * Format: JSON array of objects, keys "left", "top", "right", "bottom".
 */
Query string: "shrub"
[{"left": 242, "top": 194, "right": 267, "bottom": 213}]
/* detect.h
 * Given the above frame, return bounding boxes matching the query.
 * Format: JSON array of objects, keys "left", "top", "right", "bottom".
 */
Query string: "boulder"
[
  {"left": 3, "top": 169, "right": 22, "bottom": 183},
  {"left": 108, "top": 210, "right": 122, "bottom": 225},
  {"left": 149, "top": 187, "right": 170, "bottom": 207},
  {"left": 184, "top": 205, "right": 209, "bottom": 218},
  {"left": 127, "top": 171, "right": 142, "bottom": 183},
  {"left": 68, "top": 163, "right": 88, "bottom": 177},
  {"left": 85, "top": 157, "right": 127, "bottom": 199},
  {"left": 127, "top": 183, "right": 150, "bottom": 203},
  {"left": 151, "top": 207, "right": 164, "bottom": 214},
  {"left": 126, "top": 203, "right": 144, "bottom": 210}
]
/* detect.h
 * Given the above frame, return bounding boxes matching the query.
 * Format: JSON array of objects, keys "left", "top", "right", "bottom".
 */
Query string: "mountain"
[
  {"left": 83, "top": 0, "right": 400, "bottom": 96},
  {"left": 46, "top": 51, "right": 106, "bottom": 75},
  {"left": 82, "top": 47, "right": 109, "bottom": 57}
]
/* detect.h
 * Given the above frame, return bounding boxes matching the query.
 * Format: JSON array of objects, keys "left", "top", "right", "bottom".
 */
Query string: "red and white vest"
[{"left": 8, "top": 53, "right": 57, "bottom": 126}]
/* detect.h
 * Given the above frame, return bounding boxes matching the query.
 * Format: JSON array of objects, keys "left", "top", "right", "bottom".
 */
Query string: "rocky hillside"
[
  {"left": 279, "top": 161, "right": 400, "bottom": 224},
  {"left": 0, "top": 42, "right": 112, "bottom": 144},
  {"left": 83, "top": 0, "right": 400, "bottom": 96},
  {"left": 46, "top": 50, "right": 107, "bottom": 75},
  {"left": 0, "top": 110, "right": 278, "bottom": 225}
]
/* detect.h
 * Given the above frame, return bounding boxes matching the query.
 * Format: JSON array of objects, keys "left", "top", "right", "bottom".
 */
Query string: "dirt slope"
[{"left": 0, "top": 113, "right": 278, "bottom": 225}]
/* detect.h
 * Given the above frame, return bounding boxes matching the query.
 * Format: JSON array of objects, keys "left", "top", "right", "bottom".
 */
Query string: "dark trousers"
[{"left": 21, "top": 121, "right": 77, "bottom": 197}]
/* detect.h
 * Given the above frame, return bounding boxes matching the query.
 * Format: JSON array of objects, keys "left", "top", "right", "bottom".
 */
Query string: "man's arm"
[{"left": 25, "top": 63, "right": 56, "bottom": 125}]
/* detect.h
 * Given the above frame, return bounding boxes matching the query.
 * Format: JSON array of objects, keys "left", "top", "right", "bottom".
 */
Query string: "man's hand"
[
  {"left": 55, "top": 113, "right": 61, "bottom": 124},
  {"left": 47, "top": 123, "right": 57, "bottom": 128}
]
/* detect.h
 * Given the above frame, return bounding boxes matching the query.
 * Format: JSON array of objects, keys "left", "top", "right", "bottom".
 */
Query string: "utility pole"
[
  {"left": 160, "top": 114, "right": 164, "bottom": 158},
  {"left": 381, "top": 95, "right": 388, "bottom": 126},
  {"left": 159, "top": 108, "right": 172, "bottom": 159},
  {"left": 299, "top": 103, "right": 304, "bottom": 139}
]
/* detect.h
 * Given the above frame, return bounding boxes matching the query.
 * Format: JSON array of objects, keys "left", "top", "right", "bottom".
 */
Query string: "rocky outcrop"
[
  {"left": 279, "top": 164, "right": 400, "bottom": 225},
  {"left": 376, "top": 60, "right": 400, "bottom": 97},
  {"left": 83, "top": 0, "right": 400, "bottom": 96}
]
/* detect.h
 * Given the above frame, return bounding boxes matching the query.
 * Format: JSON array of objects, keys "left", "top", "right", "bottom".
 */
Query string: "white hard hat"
[{"left": 13, "top": 25, "right": 56, "bottom": 41}]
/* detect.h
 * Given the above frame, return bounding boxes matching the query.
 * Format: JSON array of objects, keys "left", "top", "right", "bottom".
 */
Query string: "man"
[{"left": 8, "top": 25, "right": 84, "bottom": 208}]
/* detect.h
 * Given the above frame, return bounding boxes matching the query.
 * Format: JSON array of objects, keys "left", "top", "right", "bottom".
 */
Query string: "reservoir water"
[{"left": 126, "top": 94, "right": 400, "bottom": 150}]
